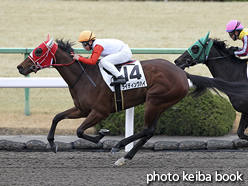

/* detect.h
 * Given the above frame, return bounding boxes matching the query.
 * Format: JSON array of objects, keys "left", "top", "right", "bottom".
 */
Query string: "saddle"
[
  {"left": 103, "top": 60, "right": 135, "bottom": 112},
  {"left": 98, "top": 59, "right": 147, "bottom": 112}
]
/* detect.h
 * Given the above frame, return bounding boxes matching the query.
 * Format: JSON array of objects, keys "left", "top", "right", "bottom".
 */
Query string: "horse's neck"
[
  {"left": 54, "top": 50, "right": 85, "bottom": 87},
  {"left": 207, "top": 58, "right": 247, "bottom": 82},
  {"left": 54, "top": 49, "right": 100, "bottom": 88}
]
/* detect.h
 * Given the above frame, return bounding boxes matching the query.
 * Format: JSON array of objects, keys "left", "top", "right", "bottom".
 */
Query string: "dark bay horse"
[
  {"left": 17, "top": 37, "right": 248, "bottom": 165},
  {"left": 175, "top": 35, "right": 248, "bottom": 142}
]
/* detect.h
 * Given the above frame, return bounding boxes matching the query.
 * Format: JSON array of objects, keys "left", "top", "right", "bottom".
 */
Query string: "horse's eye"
[
  {"left": 191, "top": 45, "right": 199, "bottom": 54},
  {"left": 34, "top": 48, "right": 43, "bottom": 56}
]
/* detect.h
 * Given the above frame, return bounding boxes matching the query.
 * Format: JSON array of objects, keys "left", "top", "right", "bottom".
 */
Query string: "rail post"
[
  {"left": 24, "top": 52, "right": 30, "bottom": 116},
  {"left": 125, "top": 107, "right": 134, "bottom": 152}
]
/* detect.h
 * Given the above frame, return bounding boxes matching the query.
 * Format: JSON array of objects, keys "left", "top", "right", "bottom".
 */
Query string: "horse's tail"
[{"left": 185, "top": 72, "right": 248, "bottom": 97}]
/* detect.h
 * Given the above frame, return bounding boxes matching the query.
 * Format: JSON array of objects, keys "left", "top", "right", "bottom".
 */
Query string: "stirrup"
[{"left": 110, "top": 75, "right": 126, "bottom": 86}]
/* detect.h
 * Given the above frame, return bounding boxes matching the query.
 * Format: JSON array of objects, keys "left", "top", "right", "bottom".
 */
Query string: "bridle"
[
  {"left": 181, "top": 40, "right": 231, "bottom": 69},
  {"left": 28, "top": 39, "right": 96, "bottom": 88},
  {"left": 28, "top": 42, "right": 76, "bottom": 73}
]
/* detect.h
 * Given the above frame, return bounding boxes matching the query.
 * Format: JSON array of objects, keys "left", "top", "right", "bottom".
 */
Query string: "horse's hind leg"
[
  {"left": 47, "top": 107, "right": 87, "bottom": 153},
  {"left": 114, "top": 96, "right": 187, "bottom": 165},
  {"left": 112, "top": 102, "right": 162, "bottom": 165},
  {"left": 114, "top": 135, "right": 153, "bottom": 166},
  {"left": 110, "top": 127, "right": 153, "bottom": 154},
  {"left": 237, "top": 113, "right": 248, "bottom": 140}
]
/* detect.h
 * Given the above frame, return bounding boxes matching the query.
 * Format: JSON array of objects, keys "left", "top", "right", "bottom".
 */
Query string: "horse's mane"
[
  {"left": 212, "top": 38, "right": 246, "bottom": 63},
  {"left": 55, "top": 38, "right": 75, "bottom": 55},
  {"left": 212, "top": 39, "right": 234, "bottom": 54}
]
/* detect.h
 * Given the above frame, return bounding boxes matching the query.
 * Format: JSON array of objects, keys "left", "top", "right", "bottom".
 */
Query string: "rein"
[
  {"left": 52, "top": 59, "right": 76, "bottom": 67},
  {"left": 55, "top": 50, "right": 96, "bottom": 88}
]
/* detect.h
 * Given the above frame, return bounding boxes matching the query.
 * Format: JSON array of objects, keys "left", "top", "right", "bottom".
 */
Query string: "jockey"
[
  {"left": 71, "top": 30, "right": 132, "bottom": 86},
  {"left": 226, "top": 20, "right": 248, "bottom": 56}
]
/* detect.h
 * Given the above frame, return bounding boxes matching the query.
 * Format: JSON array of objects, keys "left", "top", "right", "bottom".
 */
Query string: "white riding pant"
[{"left": 99, "top": 44, "right": 132, "bottom": 77}]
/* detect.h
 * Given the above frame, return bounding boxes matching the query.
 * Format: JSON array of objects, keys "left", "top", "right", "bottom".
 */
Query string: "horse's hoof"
[
  {"left": 51, "top": 145, "right": 58, "bottom": 153},
  {"left": 99, "top": 129, "right": 109, "bottom": 136},
  {"left": 110, "top": 148, "right": 120, "bottom": 154},
  {"left": 114, "top": 157, "right": 126, "bottom": 166}
]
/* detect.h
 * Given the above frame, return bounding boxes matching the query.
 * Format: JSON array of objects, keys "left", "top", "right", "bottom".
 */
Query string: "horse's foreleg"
[
  {"left": 76, "top": 109, "right": 108, "bottom": 143},
  {"left": 47, "top": 107, "right": 86, "bottom": 153},
  {"left": 237, "top": 113, "right": 248, "bottom": 140}
]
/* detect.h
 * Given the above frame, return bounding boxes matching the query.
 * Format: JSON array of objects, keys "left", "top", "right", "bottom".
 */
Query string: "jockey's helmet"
[
  {"left": 79, "top": 30, "right": 96, "bottom": 42},
  {"left": 226, "top": 20, "right": 243, "bottom": 32}
]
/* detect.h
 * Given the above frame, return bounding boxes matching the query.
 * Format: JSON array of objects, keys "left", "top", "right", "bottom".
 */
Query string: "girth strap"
[{"left": 114, "top": 84, "right": 124, "bottom": 112}]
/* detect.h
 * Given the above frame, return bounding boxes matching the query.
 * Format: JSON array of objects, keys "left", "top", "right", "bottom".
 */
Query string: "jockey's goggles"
[
  {"left": 229, "top": 32, "right": 234, "bottom": 37},
  {"left": 81, "top": 41, "right": 89, "bottom": 48}
]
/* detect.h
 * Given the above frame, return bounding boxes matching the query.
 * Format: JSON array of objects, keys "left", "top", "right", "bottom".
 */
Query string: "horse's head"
[
  {"left": 174, "top": 32, "right": 213, "bottom": 70},
  {"left": 174, "top": 50, "right": 196, "bottom": 70},
  {"left": 17, "top": 36, "right": 58, "bottom": 76}
]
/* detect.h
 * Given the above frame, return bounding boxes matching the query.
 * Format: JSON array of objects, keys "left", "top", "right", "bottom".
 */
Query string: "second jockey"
[{"left": 226, "top": 20, "right": 248, "bottom": 57}]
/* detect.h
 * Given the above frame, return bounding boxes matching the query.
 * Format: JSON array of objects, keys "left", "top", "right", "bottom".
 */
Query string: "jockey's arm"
[
  {"left": 234, "top": 35, "right": 248, "bottom": 56},
  {"left": 78, "top": 45, "right": 104, "bottom": 65}
]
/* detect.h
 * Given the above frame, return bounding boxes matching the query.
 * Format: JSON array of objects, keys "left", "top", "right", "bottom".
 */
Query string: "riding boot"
[{"left": 110, "top": 75, "right": 126, "bottom": 86}]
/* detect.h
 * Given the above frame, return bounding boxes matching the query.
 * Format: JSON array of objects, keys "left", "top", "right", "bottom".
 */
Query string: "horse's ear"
[
  {"left": 47, "top": 38, "right": 54, "bottom": 48},
  {"left": 47, "top": 34, "right": 50, "bottom": 41},
  {"left": 203, "top": 31, "right": 210, "bottom": 44}
]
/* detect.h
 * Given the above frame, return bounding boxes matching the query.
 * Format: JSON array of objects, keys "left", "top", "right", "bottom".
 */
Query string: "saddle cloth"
[{"left": 99, "top": 59, "right": 147, "bottom": 92}]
